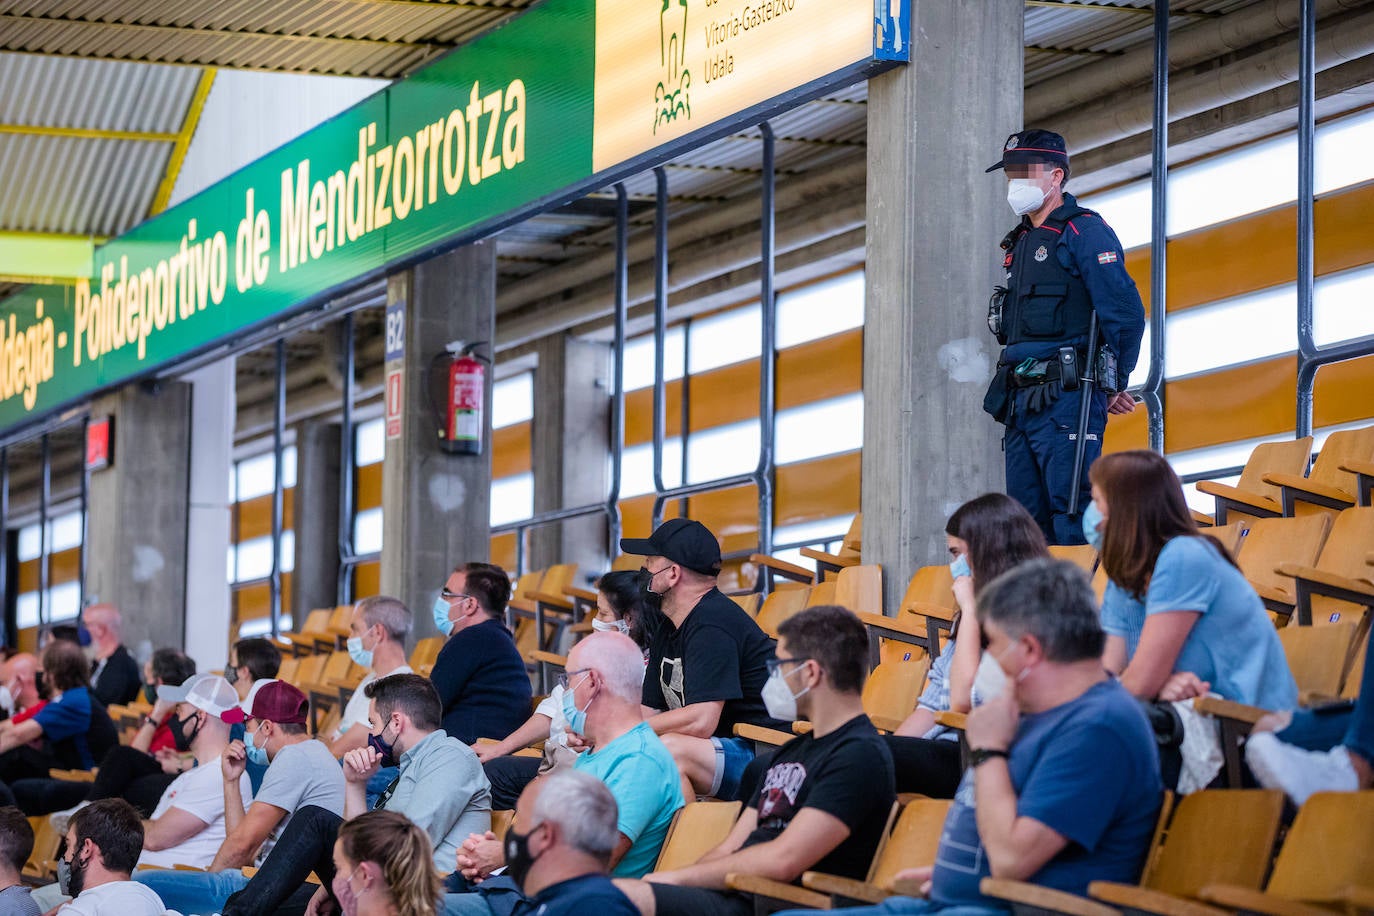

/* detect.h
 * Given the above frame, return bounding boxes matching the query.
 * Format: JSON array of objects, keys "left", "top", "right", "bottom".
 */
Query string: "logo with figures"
[{"left": 655, "top": 0, "right": 691, "bottom": 133}]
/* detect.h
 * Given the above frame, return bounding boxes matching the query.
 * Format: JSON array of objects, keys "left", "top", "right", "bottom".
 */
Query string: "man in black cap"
[
  {"left": 983, "top": 128, "right": 1145, "bottom": 545},
  {"left": 620, "top": 519, "right": 777, "bottom": 801}
]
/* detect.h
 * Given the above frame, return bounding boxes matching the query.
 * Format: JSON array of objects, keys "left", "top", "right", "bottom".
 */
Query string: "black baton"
[{"left": 1067, "top": 313, "right": 1098, "bottom": 518}]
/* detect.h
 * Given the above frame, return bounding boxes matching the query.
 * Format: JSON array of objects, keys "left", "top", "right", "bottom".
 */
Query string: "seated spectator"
[
  {"left": 83, "top": 605, "right": 142, "bottom": 708},
  {"left": 477, "top": 570, "right": 657, "bottom": 809},
  {"left": 225, "top": 637, "right": 283, "bottom": 712},
  {"left": 621, "top": 519, "right": 779, "bottom": 801},
  {"left": 430, "top": 562, "right": 532, "bottom": 746},
  {"left": 0, "top": 805, "right": 39, "bottom": 915},
  {"left": 461, "top": 771, "right": 639, "bottom": 916},
  {"left": 46, "top": 649, "right": 200, "bottom": 825},
  {"left": 134, "top": 681, "right": 344, "bottom": 915},
  {"left": 614, "top": 605, "right": 896, "bottom": 916},
  {"left": 57, "top": 799, "right": 166, "bottom": 915},
  {"left": 778, "top": 560, "right": 1162, "bottom": 916},
  {"left": 228, "top": 673, "right": 491, "bottom": 916},
  {"left": 0, "top": 652, "right": 43, "bottom": 724},
  {"left": 448, "top": 631, "right": 682, "bottom": 912},
  {"left": 0, "top": 641, "right": 118, "bottom": 793},
  {"left": 325, "top": 597, "right": 414, "bottom": 757},
  {"left": 887, "top": 494, "right": 1048, "bottom": 797},
  {"left": 1089, "top": 450, "right": 1297, "bottom": 709},
  {"left": 332, "top": 810, "right": 443, "bottom": 916},
  {"left": 1247, "top": 623, "right": 1374, "bottom": 803}
]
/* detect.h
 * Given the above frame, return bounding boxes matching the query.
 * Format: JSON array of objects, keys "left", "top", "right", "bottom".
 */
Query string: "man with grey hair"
[
  {"left": 787, "top": 560, "right": 1163, "bottom": 916},
  {"left": 327, "top": 596, "right": 414, "bottom": 758},
  {"left": 447, "top": 633, "right": 683, "bottom": 915},
  {"left": 84, "top": 604, "right": 142, "bottom": 707}
]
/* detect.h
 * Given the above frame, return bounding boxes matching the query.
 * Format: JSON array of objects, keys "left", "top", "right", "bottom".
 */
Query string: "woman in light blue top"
[{"left": 1087, "top": 449, "right": 1297, "bottom": 710}]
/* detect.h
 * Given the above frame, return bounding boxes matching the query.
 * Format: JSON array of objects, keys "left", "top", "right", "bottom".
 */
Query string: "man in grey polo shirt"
[{"left": 222, "top": 673, "right": 492, "bottom": 915}]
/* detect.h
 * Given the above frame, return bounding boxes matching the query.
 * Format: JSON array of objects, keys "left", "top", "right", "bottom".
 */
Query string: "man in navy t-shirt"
[
  {"left": 778, "top": 560, "right": 1161, "bottom": 916},
  {"left": 429, "top": 562, "right": 532, "bottom": 745}
]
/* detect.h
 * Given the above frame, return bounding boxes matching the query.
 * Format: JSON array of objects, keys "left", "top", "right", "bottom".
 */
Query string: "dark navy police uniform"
[{"left": 984, "top": 131, "right": 1145, "bottom": 545}]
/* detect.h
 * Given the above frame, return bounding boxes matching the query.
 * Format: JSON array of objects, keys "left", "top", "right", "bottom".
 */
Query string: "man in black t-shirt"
[
  {"left": 621, "top": 519, "right": 779, "bottom": 801},
  {"left": 614, "top": 605, "right": 896, "bottom": 916}
]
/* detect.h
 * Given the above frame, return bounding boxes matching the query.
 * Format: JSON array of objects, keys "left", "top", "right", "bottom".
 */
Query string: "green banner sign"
[{"left": 0, "top": 0, "right": 904, "bottom": 435}]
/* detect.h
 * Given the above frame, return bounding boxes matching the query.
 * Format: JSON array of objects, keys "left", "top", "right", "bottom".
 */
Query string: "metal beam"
[
  {"left": 1025, "top": 0, "right": 1214, "bottom": 17},
  {"left": 0, "top": 123, "right": 177, "bottom": 142},
  {"left": 150, "top": 67, "right": 217, "bottom": 216},
  {"left": 0, "top": 231, "right": 95, "bottom": 285}
]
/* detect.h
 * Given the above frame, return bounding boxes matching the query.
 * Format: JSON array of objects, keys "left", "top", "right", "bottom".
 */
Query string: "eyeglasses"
[
  {"left": 765, "top": 656, "right": 812, "bottom": 676},
  {"left": 440, "top": 588, "right": 473, "bottom": 602},
  {"left": 556, "top": 668, "right": 592, "bottom": 690}
]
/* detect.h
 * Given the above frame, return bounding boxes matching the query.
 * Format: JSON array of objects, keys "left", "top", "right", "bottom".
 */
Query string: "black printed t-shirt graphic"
[
  {"left": 744, "top": 714, "right": 896, "bottom": 879},
  {"left": 641, "top": 588, "right": 780, "bottom": 737}
]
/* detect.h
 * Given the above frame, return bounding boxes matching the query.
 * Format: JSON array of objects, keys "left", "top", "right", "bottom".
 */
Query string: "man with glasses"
[
  {"left": 444, "top": 631, "right": 683, "bottom": 915},
  {"left": 429, "top": 562, "right": 532, "bottom": 745},
  {"left": 614, "top": 605, "right": 895, "bottom": 916},
  {"left": 620, "top": 519, "right": 778, "bottom": 801}
]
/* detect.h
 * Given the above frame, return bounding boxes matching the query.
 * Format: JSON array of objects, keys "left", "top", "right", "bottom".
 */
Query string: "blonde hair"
[{"left": 338, "top": 810, "right": 441, "bottom": 916}]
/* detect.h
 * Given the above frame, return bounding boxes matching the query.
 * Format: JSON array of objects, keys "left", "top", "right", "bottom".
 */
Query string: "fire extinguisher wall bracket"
[{"left": 430, "top": 341, "right": 490, "bottom": 456}]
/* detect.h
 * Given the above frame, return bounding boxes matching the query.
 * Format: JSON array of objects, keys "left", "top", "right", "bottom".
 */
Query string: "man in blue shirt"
[
  {"left": 984, "top": 130, "right": 1146, "bottom": 546},
  {"left": 776, "top": 560, "right": 1162, "bottom": 916},
  {"left": 429, "top": 562, "right": 532, "bottom": 745}
]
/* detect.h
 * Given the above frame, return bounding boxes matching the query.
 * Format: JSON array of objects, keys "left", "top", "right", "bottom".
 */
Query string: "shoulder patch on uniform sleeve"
[{"left": 1097, "top": 251, "right": 1118, "bottom": 264}]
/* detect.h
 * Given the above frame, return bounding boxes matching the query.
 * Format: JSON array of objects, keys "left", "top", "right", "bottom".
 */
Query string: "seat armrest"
[
  {"left": 1261, "top": 472, "right": 1354, "bottom": 506},
  {"left": 902, "top": 602, "right": 957, "bottom": 623},
  {"left": 869, "top": 714, "right": 907, "bottom": 734},
  {"left": 1190, "top": 509, "right": 1215, "bottom": 526},
  {"left": 725, "top": 874, "right": 829, "bottom": 910},
  {"left": 733, "top": 723, "right": 796, "bottom": 747},
  {"left": 855, "top": 611, "right": 928, "bottom": 642},
  {"left": 530, "top": 591, "right": 574, "bottom": 611},
  {"left": 1193, "top": 695, "right": 1270, "bottom": 726},
  {"left": 933, "top": 710, "right": 967, "bottom": 731},
  {"left": 1199, "top": 884, "right": 1333, "bottom": 916},
  {"left": 801, "top": 871, "right": 892, "bottom": 905},
  {"left": 1195, "top": 480, "right": 1280, "bottom": 514},
  {"left": 528, "top": 650, "right": 568, "bottom": 667},
  {"left": 1275, "top": 563, "right": 1374, "bottom": 596},
  {"left": 980, "top": 878, "right": 1120, "bottom": 916},
  {"left": 1088, "top": 882, "right": 1230, "bottom": 916},
  {"left": 749, "top": 553, "right": 815, "bottom": 584},
  {"left": 564, "top": 585, "right": 598, "bottom": 604},
  {"left": 800, "top": 546, "right": 859, "bottom": 570}
]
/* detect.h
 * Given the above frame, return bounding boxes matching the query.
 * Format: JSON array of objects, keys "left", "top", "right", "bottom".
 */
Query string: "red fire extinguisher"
[{"left": 431, "top": 341, "right": 489, "bottom": 455}]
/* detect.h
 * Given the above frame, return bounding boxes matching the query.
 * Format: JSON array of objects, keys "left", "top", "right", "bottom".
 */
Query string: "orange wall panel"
[
  {"left": 492, "top": 422, "right": 532, "bottom": 479},
  {"left": 235, "top": 489, "right": 296, "bottom": 542},
  {"left": 1164, "top": 357, "right": 1297, "bottom": 453}
]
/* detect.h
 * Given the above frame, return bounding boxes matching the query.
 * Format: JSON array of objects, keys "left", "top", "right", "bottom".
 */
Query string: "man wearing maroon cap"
[
  {"left": 133, "top": 680, "right": 344, "bottom": 914},
  {"left": 983, "top": 128, "right": 1145, "bottom": 546}
]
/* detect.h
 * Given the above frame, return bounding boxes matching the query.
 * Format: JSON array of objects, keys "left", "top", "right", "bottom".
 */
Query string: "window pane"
[
  {"left": 234, "top": 447, "right": 297, "bottom": 502},
  {"left": 1183, "top": 475, "right": 1239, "bottom": 516},
  {"left": 777, "top": 272, "right": 865, "bottom": 348},
  {"left": 624, "top": 326, "right": 685, "bottom": 392},
  {"left": 49, "top": 582, "right": 80, "bottom": 622},
  {"left": 620, "top": 440, "right": 683, "bottom": 498},
  {"left": 768, "top": 515, "right": 855, "bottom": 569},
  {"left": 354, "top": 507, "right": 384, "bottom": 555},
  {"left": 50, "top": 511, "right": 83, "bottom": 553},
  {"left": 1315, "top": 264, "right": 1374, "bottom": 347},
  {"left": 491, "top": 473, "right": 534, "bottom": 526},
  {"left": 16, "top": 593, "right": 39, "bottom": 629},
  {"left": 234, "top": 537, "right": 273, "bottom": 582},
  {"left": 493, "top": 373, "right": 534, "bottom": 429},
  {"left": 775, "top": 394, "right": 863, "bottom": 464},
  {"left": 1316, "top": 108, "right": 1374, "bottom": 195},
  {"left": 688, "top": 304, "right": 763, "bottom": 374},
  {"left": 1079, "top": 180, "right": 1152, "bottom": 251},
  {"left": 687, "top": 421, "right": 760, "bottom": 484},
  {"left": 1168, "top": 133, "right": 1296, "bottom": 237},
  {"left": 355, "top": 417, "right": 385, "bottom": 467},
  {"left": 1165, "top": 286, "right": 1295, "bottom": 379},
  {"left": 17, "top": 524, "right": 41, "bottom": 563}
]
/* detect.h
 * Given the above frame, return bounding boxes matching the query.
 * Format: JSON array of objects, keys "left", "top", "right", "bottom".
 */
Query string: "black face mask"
[
  {"left": 225, "top": 664, "right": 239, "bottom": 687},
  {"left": 34, "top": 671, "right": 46, "bottom": 698},
  {"left": 142, "top": 683, "right": 158, "bottom": 705},
  {"left": 503, "top": 824, "right": 543, "bottom": 890},
  {"left": 169, "top": 711, "right": 203, "bottom": 753},
  {"left": 58, "top": 849, "right": 88, "bottom": 897}
]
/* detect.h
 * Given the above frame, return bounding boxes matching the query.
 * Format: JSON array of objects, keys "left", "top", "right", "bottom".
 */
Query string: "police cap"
[{"left": 986, "top": 129, "right": 1070, "bottom": 173}]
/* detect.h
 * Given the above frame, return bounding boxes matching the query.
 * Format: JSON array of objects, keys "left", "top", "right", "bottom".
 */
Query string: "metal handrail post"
[
  {"left": 1142, "top": 0, "right": 1169, "bottom": 453},
  {"left": 607, "top": 184, "right": 629, "bottom": 554},
  {"left": 755, "top": 122, "right": 777, "bottom": 556},
  {"left": 652, "top": 168, "right": 671, "bottom": 507},
  {"left": 337, "top": 313, "right": 357, "bottom": 605},
  {"left": 269, "top": 338, "right": 286, "bottom": 637},
  {"left": 1295, "top": 0, "right": 1318, "bottom": 439}
]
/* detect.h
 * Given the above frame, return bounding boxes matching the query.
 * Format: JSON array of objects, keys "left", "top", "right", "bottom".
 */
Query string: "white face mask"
[
  {"left": 761, "top": 665, "right": 811, "bottom": 722},
  {"left": 0, "top": 685, "right": 13, "bottom": 716},
  {"left": 972, "top": 652, "right": 1007, "bottom": 703},
  {"left": 1007, "top": 178, "right": 1048, "bottom": 216},
  {"left": 591, "top": 618, "right": 629, "bottom": 635}
]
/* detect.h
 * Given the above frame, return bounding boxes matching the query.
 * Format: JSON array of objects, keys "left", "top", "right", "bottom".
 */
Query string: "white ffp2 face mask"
[
  {"left": 1007, "top": 179, "right": 1048, "bottom": 216},
  {"left": 972, "top": 652, "right": 1007, "bottom": 703}
]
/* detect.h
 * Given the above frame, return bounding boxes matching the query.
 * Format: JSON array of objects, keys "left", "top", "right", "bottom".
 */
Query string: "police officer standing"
[{"left": 983, "top": 130, "right": 1145, "bottom": 545}]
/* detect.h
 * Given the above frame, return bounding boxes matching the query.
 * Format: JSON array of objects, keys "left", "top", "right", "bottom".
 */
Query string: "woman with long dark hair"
[{"left": 1089, "top": 449, "right": 1295, "bottom": 708}]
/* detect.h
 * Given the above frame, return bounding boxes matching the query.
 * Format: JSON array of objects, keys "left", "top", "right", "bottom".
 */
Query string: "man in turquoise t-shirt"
[{"left": 443, "top": 632, "right": 683, "bottom": 916}]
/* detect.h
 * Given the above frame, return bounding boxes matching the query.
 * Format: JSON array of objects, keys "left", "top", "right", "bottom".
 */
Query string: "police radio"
[{"left": 429, "top": 341, "right": 489, "bottom": 455}]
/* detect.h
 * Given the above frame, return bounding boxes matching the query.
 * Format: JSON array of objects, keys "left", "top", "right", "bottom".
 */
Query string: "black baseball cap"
[
  {"left": 986, "top": 129, "right": 1070, "bottom": 173},
  {"left": 620, "top": 518, "right": 722, "bottom": 576}
]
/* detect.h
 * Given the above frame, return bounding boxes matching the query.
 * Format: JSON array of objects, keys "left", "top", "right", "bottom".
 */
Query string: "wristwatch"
[
  {"left": 969, "top": 747, "right": 1009, "bottom": 768},
  {"left": 142, "top": 715, "right": 163, "bottom": 730}
]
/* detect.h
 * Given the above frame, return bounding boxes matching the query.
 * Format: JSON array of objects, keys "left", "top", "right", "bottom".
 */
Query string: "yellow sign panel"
[{"left": 592, "top": 0, "right": 875, "bottom": 171}]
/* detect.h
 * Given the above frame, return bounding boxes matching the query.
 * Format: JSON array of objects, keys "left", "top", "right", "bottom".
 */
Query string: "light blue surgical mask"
[
  {"left": 346, "top": 635, "right": 373, "bottom": 668},
  {"left": 1082, "top": 501, "right": 1104, "bottom": 550},
  {"left": 432, "top": 596, "right": 455, "bottom": 637},
  {"left": 560, "top": 675, "right": 592, "bottom": 736},
  {"left": 244, "top": 726, "right": 270, "bottom": 766},
  {"left": 949, "top": 554, "right": 971, "bottom": 580}
]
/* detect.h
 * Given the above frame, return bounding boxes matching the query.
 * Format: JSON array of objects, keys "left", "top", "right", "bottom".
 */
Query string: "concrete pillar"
[
  {"left": 292, "top": 420, "right": 341, "bottom": 617},
  {"left": 529, "top": 334, "right": 611, "bottom": 577},
  {"left": 182, "top": 360, "right": 236, "bottom": 669},
  {"left": 862, "top": 0, "right": 1023, "bottom": 614},
  {"left": 86, "top": 381, "right": 193, "bottom": 657},
  {"left": 380, "top": 241, "right": 497, "bottom": 636}
]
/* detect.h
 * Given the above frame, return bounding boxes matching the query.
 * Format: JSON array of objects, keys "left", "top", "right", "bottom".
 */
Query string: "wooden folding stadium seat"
[
  {"left": 24, "top": 814, "right": 61, "bottom": 881},
  {"left": 275, "top": 657, "right": 301, "bottom": 685},
  {"left": 1275, "top": 506, "right": 1374, "bottom": 627},
  {"left": 1048, "top": 544, "right": 1098, "bottom": 575},
  {"left": 408, "top": 636, "right": 445, "bottom": 672},
  {"left": 854, "top": 564, "right": 955, "bottom": 668},
  {"left": 1197, "top": 791, "right": 1374, "bottom": 915},
  {"left": 653, "top": 801, "right": 742, "bottom": 872},
  {"left": 799, "top": 798, "right": 952, "bottom": 906},
  {"left": 754, "top": 586, "right": 810, "bottom": 638},
  {"left": 610, "top": 553, "right": 642, "bottom": 572},
  {"left": 1279, "top": 622, "right": 1360, "bottom": 703},
  {"left": 304, "top": 651, "right": 364, "bottom": 730},
  {"left": 286, "top": 653, "right": 328, "bottom": 692},
  {"left": 1199, "top": 521, "right": 1248, "bottom": 557},
  {"left": 278, "top": 608, "right": 335, "bottom": 657},
  {"left": 806, "top": 579, "right": 837, "bottom": 608},
  {"left": 1342, "top": 455, "right": 1374, "bottom": 506},
  {"left": 1232, "top": 513, "right": 1332, "bottom": 614},
  {"left": 1262, "top": 425, "right": 1374, "bottom": 517},
  {"left": 799, "top": 514, "right": 863, "bottom": 581},
  {"left": 729, "top": 592, "right": 762, "bottom": 617},
  {"left": 510, "top": 564, "right": 579, "bottom": 659},
  {"left": 1195, "top": 436, "right": 1314, "bottom": 523}
]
